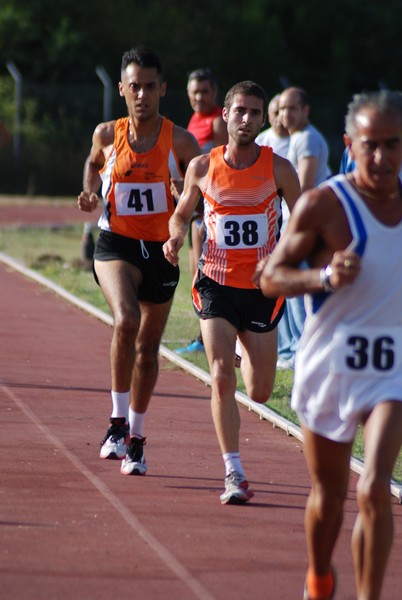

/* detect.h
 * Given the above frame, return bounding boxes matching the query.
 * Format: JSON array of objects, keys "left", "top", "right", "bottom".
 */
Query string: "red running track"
[{"left": 0, "top": 201, "right": 401, "bottom": 599}]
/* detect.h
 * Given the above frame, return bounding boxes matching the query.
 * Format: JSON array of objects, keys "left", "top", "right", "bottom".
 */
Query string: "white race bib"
[
  {"left": 114, "top": 182, "right": 168, "bottom": 216},
  {"left": 215, "top": 213, "right": 268, "bottom": 249},
  {"left": 330, "top": 325, "right": 402, "bottom": 376}
]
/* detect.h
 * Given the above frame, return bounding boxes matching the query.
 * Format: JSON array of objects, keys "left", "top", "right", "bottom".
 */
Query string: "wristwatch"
[{"left": 320, "top": 265, "right": 335, "bottom": 293}]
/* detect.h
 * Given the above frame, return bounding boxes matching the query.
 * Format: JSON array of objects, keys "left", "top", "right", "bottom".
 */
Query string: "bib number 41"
[
  {"left": 128, "top": 188, "right": 154, "bottom": 212},
  {"left": 114, "top": 182, "right": 167, "bottom": 216}
]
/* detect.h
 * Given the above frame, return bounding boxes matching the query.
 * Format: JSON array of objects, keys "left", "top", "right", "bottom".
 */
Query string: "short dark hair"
[
  {"left": 121, "top": 47, "right": 164, "bottom": 79},
  {"left": 224, "top": 80, "right": 268, "bottom": 116},
  {"left": 345, "top": 90, "right": 402, "bottom": 138},
  {"left": 187, "top": 68, "right": 217, "bottom": 87}
]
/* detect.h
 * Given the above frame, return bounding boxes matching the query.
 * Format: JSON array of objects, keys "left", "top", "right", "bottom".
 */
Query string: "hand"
[
  {"left": 163, "top": 237, "right": 183, "bottom": 266},
  {"left": 252, "top": 255, "right": 270, "bottom": 288},
  {"left": 327, "top": 250, "right": 360, "bottom": 289},
  {"left": 77, "top": 191, "right": 99, "bottom": 212}
]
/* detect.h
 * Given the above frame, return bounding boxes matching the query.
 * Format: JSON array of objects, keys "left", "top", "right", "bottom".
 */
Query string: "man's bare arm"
[
  {"left": 170, "top": 126, "right": 201, "bottom": 201},
  {"left": 78, "top": 121, "right": 115, "bottom": 212},
  {"left": 273, "top": 153, "right": 301, "bottom": 212},
  {"left": 173, "top": 126, "right": 201, "bottom": 173},
  {"left": 163, "top": 154, "right": 209, "bottom": 266},
  {"left": 297, "top": 155, "right": 319, "bottom": 192},
  {"left": 257, "top": 187, "right": 360, "bottom": 296}
]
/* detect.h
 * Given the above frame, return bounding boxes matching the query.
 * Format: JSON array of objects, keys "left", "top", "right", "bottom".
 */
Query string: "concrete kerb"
[{"left": 1, "top": 250, "right": 401, "bottom": 504}]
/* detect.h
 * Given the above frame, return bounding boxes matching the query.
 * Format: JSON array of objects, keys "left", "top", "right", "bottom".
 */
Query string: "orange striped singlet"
[
  {"left": 98, "top": 117, "right": 182, "bottom": 242},
  {"left": 200, "top": 145, "right": 281, "bottom": 289}
]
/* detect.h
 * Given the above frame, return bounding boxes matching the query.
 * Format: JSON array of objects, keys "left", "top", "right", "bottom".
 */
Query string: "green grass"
[{"left": 0, "top": 223, "right": 400, "bottom": 483}]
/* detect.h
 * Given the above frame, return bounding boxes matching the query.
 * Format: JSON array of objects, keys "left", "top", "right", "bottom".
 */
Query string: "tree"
[{"left": 1, "top": 0, "right": 401, "bottom": 194}]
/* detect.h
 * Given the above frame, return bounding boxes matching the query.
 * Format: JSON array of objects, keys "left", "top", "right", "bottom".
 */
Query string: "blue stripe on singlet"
[
  {"left": 311, "top": 176, "right": 367, "bottom": 313},
  {"left": 334, "top": 178, "right": 367, "bottom": 257}
]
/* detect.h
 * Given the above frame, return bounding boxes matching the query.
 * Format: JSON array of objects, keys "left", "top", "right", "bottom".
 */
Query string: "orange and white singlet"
[
  {"left": 98, "top": 117, "right": 182, "bottom": 242},
  {"left": 199, "top": 145, "right": 281, "bottom": 289}
]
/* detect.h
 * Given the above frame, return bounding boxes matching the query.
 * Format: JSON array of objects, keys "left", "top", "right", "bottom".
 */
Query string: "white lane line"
[{"left": 0, "top": 383, "right": 217, "bottom": 600}]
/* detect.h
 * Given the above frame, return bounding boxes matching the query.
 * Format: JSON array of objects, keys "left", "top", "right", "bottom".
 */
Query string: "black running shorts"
[
  {"left": 192, "top": 270, "right": 284, "bottom": 332},
  {"left": 94, "top": 230, "right": 179, "bottom": 304}
]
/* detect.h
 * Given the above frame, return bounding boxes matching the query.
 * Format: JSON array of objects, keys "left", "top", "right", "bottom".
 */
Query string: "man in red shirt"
[
  {"left": 187, "top": 68, "right": 228, "bottom": 153},
  {"left": 175, "top": 69, "right": 228, "bottom": 354}
]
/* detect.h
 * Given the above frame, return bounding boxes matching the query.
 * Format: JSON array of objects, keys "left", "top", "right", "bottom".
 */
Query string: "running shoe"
[
  {"left": 175, "top": 338, "right": 204, "bottom": 354},
  {"left": 99, "top": 417, "right": 129, "bottom": 460},
  {"left": 220, "top": 471, "right": 254, "bottom": 505},
  {"left": 120, "top": 436, "right": 148, "bottom": 475}
]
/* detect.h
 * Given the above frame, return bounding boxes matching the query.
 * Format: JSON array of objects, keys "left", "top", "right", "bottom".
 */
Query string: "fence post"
[
  {"left": 6, "top": 60, "right": 23, "bottom": 171},
  {"left": 95, "top": 66, "right": 112, "bottom": 121}
]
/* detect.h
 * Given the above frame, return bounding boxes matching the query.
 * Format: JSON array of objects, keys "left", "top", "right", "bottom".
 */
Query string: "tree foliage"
[{"left": 0, "top": 0, "right": 401, "bottom": 194}]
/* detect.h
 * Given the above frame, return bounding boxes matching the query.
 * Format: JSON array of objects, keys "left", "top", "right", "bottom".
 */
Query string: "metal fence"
[{"left": 0, "top": 67, "right": 344, "bottom": 196}]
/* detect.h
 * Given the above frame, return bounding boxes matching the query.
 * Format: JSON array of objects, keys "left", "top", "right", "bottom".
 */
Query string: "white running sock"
[
  {"left": 129, "top": 407, "right": 146, "bottom": 438},
  {"left": 111, "top": 391, "right": 130, "bottom": 420},
  {"left": 223, "top": 452, "right": 244, "bottom": 477}
]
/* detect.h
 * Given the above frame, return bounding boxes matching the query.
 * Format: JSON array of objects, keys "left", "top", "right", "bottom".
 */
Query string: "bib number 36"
[
  {"left": 331, "top": 326, "right": 401, "bottom": 376},
  {"left": 346, "top": 335, "right": 394, "bottom": 371}
]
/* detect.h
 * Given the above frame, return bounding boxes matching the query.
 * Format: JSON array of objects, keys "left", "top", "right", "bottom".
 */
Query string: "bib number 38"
[{"left": 215, "top": 213, "right": 268, "bottom": 249}]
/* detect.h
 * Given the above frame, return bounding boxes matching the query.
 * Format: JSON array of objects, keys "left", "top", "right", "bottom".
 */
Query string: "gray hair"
[
  {"left": 345, "top": 90, "right": 402, "bottom": 138},
  {"left": 187, "top": 68, "right": 217, "bottom": 87}
]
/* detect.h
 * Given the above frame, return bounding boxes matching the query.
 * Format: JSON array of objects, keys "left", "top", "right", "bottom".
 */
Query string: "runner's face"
[
  {"left": 224, "top": 94, "right": 264, "bottom": 145},
  {"left": 187, "top": 79, "right": 217, "bottom": 114},
  {"left": 119, "top": 64, "right": 166, "bottom": 121},
  {"left": 351, "top": 108, "right": 402, "bottom": 193}
]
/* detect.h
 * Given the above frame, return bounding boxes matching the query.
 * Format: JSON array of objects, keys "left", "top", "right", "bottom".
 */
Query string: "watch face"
[{"left": 320, "top": 266, "right": 334, "bottom": 293}]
